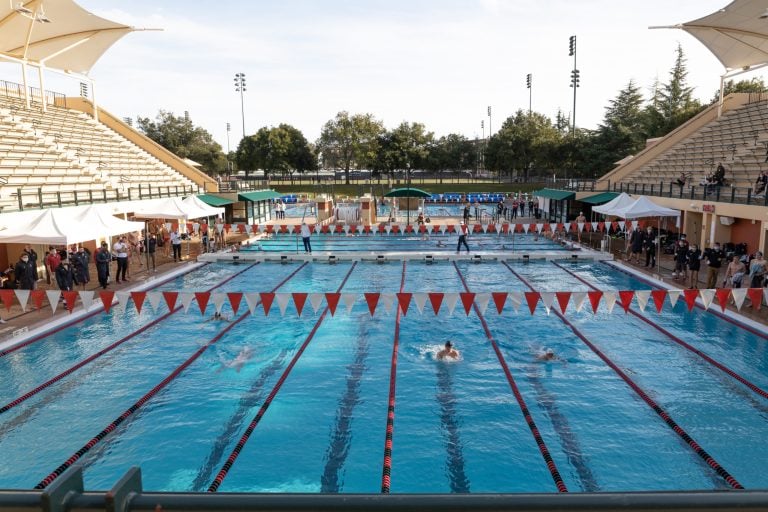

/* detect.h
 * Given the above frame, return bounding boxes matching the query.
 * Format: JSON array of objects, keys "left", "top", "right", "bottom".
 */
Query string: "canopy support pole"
[
  {"left": 90, "top": 78, "right": 99, "bottom": 122},
  {"left": 20, "top": 61, "right": 30, "bottom": 109},
  {"left": 37, "top": 64, "right": 46, "bottom": 113}
]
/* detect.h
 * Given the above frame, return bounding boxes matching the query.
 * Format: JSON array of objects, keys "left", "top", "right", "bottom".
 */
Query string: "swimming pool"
[
  {"left": 0, "top": 252, "right": 766, "bottom": 494},
  {"left": 246, "top": 232, "right": 568, "bottom": 253}
]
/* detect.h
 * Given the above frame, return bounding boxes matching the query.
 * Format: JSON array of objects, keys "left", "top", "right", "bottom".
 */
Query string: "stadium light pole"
[
  {"left": 480, "top": 120, "right": 485, "bottom": 173},
  {"left": 234, "top": 73, "right": 246, "bottom": 140},
  {"left": 568, "top": 36, "right": 579, "bottom": 133},
  {"left": 526, "top": 74, "right": 532, "bottom": 114},
  {"left": 226, "top": 122, "right": 232, "bottom": 173}
]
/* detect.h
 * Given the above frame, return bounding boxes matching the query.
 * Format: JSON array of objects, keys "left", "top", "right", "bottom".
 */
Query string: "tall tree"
[
  {"left": 485, "top": 110, "right": 561, "bottom": 180},
  {"left": 644, "top": 44, "right": 703, "bottom": 136},
  {"left": 317, "top": 112, "right": 384, "bottom": 184},
  {"left": 235, "top": 124, "right": 315, "bottom": 178},
  {"left": 591, "top": 80, "right": 647, "bottom": 174},
  {"left": 136, "top": 110, "right": 227, "bottom": 174}
]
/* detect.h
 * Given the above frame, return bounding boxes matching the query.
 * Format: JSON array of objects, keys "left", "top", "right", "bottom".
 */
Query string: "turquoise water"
[
  {"left": 0, "top": 258, "right": 766, "bottom": 493},
  {"left": 244, "top": 233, "right": 568, "bottom": 253}
]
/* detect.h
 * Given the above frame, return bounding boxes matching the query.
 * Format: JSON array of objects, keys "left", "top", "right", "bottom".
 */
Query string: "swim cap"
[
  {"left": 545, "top": 348, "right": 554, "bottom": 355},
  {"left": 445, "top": 341, "right": 452, "bottom": 348}
]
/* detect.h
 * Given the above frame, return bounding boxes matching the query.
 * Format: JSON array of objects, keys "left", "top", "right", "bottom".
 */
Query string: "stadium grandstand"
[{"left": 568, "top": 1, "right": 768, "bottom": 258}]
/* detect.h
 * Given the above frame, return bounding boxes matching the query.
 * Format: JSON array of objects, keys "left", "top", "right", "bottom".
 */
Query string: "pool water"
[
  {"left": 245, "top": 233, "right": 568, "bottom": 253},
  {"left": 0, "top": 256, "right": 766, "bottom": 493}
]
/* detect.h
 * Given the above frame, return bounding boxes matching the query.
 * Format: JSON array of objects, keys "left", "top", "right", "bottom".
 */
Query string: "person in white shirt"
[
  {"left": 113, "top": 236, "right": 129, "bottom": 283},
  {"left": 170, "top": 229, "right": 182, "bottom": 262},
  {"left": 300, "top": 222, "right": 312, "bottom": 253},
  {"left": 456, "top": 221, "right": 470, "bottom": 253}
]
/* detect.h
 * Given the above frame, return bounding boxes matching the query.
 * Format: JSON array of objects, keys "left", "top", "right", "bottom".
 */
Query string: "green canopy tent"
[{"left": 383, "top": 187, "right": 431, "bottom": 225}]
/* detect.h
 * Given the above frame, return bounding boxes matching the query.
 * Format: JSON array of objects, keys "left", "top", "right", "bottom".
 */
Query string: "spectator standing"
[
  {"left": 748, "top": 251, "right": 766, "bottom": 288},
  {"left": 643, "top": 226, "right": 656, "bottom": 268},
  {"left": 724, "top": 255, "right": 746, "bottom": 288},
  {"left": 45, "top": 247, "right": 61, "bottom": 286},
  {"left": 22, "top": 244, "right": 38, "bottom": 283},
  {"left": 627, "top": 227, "right": 643, "bottom": 264},
  {"left": 113, "top": 236, "right": 129, "bottom": 283},
  {"left": 705, "top": 242, "right": 725, "bottom": 289},
  {"left": 300, "top": 222, "right": 312, "bottom": 253},
  {"left": 456, "top": 221, "right": 470, "bottom": 254},
  {"left": 95, "top": 242, "right": 111, "bottom": 289},
  {"left": 73, "top": 247, "right": 91, "bottom": 287},
  {"left": 686, "top": 244, "right": 702, "bottom": 289},
  {"left": 147, "top": 234, "right": 157, "bottom": 271},
  {"left": 14, "top": 253, "right": 36, "bottom": 290},
  {"left": 170, "top": 228, "right": 182, "bottom": 262},
  {"left": 55, "top": 259, "right": 75, "bottom": 291}
]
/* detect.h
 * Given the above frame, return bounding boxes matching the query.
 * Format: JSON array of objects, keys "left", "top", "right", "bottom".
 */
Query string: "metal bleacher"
[{"left": 0, "top": 93, "right": 197, "bottom": 211}]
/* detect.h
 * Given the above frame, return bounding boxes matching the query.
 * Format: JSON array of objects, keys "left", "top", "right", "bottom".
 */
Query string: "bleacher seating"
[
  {"left": 0, "top": 94, "right": 197, "bottom": 210},
  {"left": 620, "top": 99, "right": 768, "bottom": 195}
]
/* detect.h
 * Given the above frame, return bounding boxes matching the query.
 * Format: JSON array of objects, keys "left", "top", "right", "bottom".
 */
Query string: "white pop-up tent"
[
  {"left": 0, "top": 205, "right": 144, "bottom": 245},
  {"left": 133, "top": 197, "right": 223, "bottom": 221},
  {"left": 592, "top": 192, "right": 635, "bottom": 216},
  {"left": 611, "top": 196, "right": 680, "bottom": 220}
]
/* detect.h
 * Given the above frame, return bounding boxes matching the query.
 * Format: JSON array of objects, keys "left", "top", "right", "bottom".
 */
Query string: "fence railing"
[
  {"left": 0, "top": 79, "right": 67, "bottom": 108},
  {"left": 610, "top": 181, "right": 768, "bottom": 206},
  {"left": 1, "top": 464, "right": 765, "bottom": 512},
  {"left": 6, "top": 184, "right": 199, "bottom": 212}
]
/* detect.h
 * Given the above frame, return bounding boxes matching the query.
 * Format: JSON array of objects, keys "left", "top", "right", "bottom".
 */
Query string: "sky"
[{"left": 1, "top": 0, "right": 763, "bottom": 151}]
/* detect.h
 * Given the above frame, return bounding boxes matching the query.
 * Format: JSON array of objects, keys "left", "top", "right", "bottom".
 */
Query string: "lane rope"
[
  {"left": 553, "top": 261, "right": 768, "bottom": 401},
  {"left": 207, "top": 262, "right": 358, "bottom": 492},
  {"left": 1, "top": 263, "right": 260, "bottom": 415},
  {"left": 33, "top": 262, "right": 308, "bottom": 490},
  {"left": 503, "top": 261, "right": 744, "bottom": 490},
  {"left": 603, "top": 260, "right": 768, "bottom": 342},
  {"left": 453, "top": 262, "right": 568, "bottom": 493},
  {"left": 0, "top": 263, "right": 211, "bottom": 359},
  {"left": 380, "top": 261, "right": 406, "bottom": 493}
]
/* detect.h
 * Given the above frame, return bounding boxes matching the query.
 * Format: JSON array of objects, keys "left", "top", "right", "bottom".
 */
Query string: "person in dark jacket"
[
  {"left": 95, "top": 242, "right": 111, "bottom": 289},
  {"left": 14, "top": 253, "right": 36, "bottom": 290},
  {"left": 73, "top": 247, "right": 90, "bottom": 287},
  {"left": 643, "top": 226, "right": 656, "bottom": 268},
  {"left": 147, "top": 234, "right": 157, "bottom": 271},
  {"left": 55, "top": 260, "right": 75, "bottom": 291},
  {"left": 22, "top": 244, "right": 38, "bottom": 282},
  {"left": 627, "top": 227, "right": 644, "bottom": 264}
]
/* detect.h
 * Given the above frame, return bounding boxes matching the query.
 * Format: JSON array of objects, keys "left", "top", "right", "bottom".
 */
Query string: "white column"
[
  {"left": 37, "top": 64, "right": 46, "bottom": 112},
  {"left": 20, "top": 61, "right": 30, "bottom": 108}
]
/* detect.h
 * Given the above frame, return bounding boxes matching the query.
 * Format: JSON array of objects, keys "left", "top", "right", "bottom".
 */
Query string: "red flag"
[
  {"left": 459, "top": 293, "right": 475, "bottom": 315},
  {"left": 587, "top": 291, "right": 603, "bottom": 313},
  {"left": 598, "top": 221, "right": 605, "bottom": 232},
  {"left": 611, "top": 221, "right": 619, "bottom": 231},
  {"left": 491, "top": 292, "right": 507, "bottom": 314},
  {"left": 682, "top": 289, "right": 698, "bottom": 311},
  {"left": 501, "top": 224, "right": 510, "bottom": 234},
  {"left": 325, "top": 293, "right": 341, "bottom": 316},
  {"left": 31, "top": 289, "right": 46, "bottom": 310},
  {"left": 260, "top": 292, "right": 275, "bottom": 316},
  {"left": 524, "top": 292, "right": 540, "bottom": 314},
  {"left": 131, "top": 291, "right": 147, "bottom": 314},
  {"left": 251, "top": 224, "right": 259, "bottom": 234},
  {"left": 195, "top": 292, "right": 211, "bottom": 315},
  {"left": 364, "top": 292, "right": 380, "bottom": 316},
  {"left": 162, "top": 291, "right": 178, "bottom": 312},
  {"left": 279, "top": 225, "right": 288, "bottom": 234},
  {"left": 99, "top": 290, "right": 115, "bottom": 313},
  {"left": 618, "top": 290, "right": 634, "bottom": 313},
  {"left": 429, "top": 293, "right": 444, "bottom": 314},
  {"left": 292, "top": 293, "right": 308, "bottom": 316},
  {"left": 396, "top": 292, "right": 412, "bottom": 316},
  {"left": 715, "top": 288, "right": 731, "bottom": 312},
  {"left": 237, "top": 224, "right": 246, "bottom": 234},
  {"left": 748, "top": 288, "right": 763, "bottom": 310},
  {"left": 62, "top": 291, "right": 78, "bottom": 312},
  {"left": 514, "top": 223, "right": 523, "bottom": 233},
  {"left": 555, "top": 292, "right": 572, "bottom": 314},
  {"left": 227, "top": 292, "right": 243, "bottom": 315},
  {"left": 650, "top": 290, "right": 667, "bottom": 313},
  {"left": 0, "top": 289, "right": 14, "bottom": 311},
  {"left": 321, "top": 225, "right": 330, "bottom": 234}
]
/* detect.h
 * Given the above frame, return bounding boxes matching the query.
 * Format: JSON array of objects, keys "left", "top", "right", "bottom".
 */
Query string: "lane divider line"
[
  {"left": 0, "top": 263, "right": 261, "bottom": 415},
  {"left": 380, "top": 261, "right": 406, "bottom": 493},
  {"left": 0, "top": 263, "right": 212, "bottom": 359},
  {"left": 553, "top": 261, "right": 768, "bottom": 401},
  {"left": 34, "top": 262, "right": 308, "bottom": 490},
  {"left": 453, "top": 262, "right": 568, "bottom": 493},
  {"left": 504, "top": 261, "right": 744, "bottom": 490},
  {"left": 603, "top": 260, "right": 768, "bottom": 342},
  {"left": 207, "top": 262, "right": 358, "bottom": 492}
]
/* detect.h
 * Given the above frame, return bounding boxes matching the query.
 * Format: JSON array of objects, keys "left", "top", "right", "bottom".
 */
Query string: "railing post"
[
  {"left": 37, "top": 187, "right": 43, "bottom": 208},
  {"left": 102, "top": 188, "right": 107, "bottom": 203},
  {"left": 730, "top": 187, "right": 735, "bottom": 203},
  {"left": 17, "top": 188, "right": 22, "bottom": 211},
  {"left": 690, "top": 186, "right": 695, "bottom": 200},
  {"left": 148, "top": 184, "right": 152, "bottom": 198},
  {"left": 56, "top": 191, "right": 61, "bottom": 208},
  {"left": 128, "top": 187, "right": 132, "bottom": 201},
  {"left": 74, "top": 190, "right": 78, "bottom": 206},
  {"left": 747, "top": 189, "right": 752, "bottom": 204},
  {"left": 715, "top": 186, "right": 721, "bottom": 202},
  {"left": 88, "top": 189, "right": 93, "bottom": 204}
]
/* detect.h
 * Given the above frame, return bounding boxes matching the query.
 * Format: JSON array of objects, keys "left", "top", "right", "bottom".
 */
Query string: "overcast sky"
[{"left": 1, "top": 0, "right": 761, "bottom": 151}]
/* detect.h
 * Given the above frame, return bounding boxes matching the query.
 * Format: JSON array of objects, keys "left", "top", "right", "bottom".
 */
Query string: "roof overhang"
[
  {"left": 0, "top": 0, "right": 156, "bottom": 74},
  {"left": 652, "top": 0, "right": 768, "bottom": 71}
]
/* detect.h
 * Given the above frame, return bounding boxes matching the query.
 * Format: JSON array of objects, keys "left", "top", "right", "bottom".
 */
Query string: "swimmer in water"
[
  {"left": 536, "top": 347, "right": 559, "bottom": 361},
  {"left": 436, "top": 341, "right": 460, "bottom": 360},
  {"left": 217, "top": 346, "right": 254, "bottom": 373},
  {"left": 207, "top": 311, "right": 230, "bottom": 322}
]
